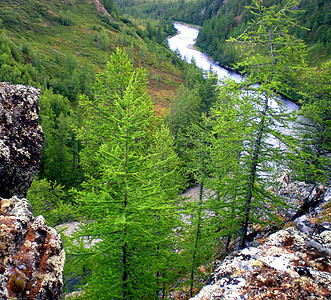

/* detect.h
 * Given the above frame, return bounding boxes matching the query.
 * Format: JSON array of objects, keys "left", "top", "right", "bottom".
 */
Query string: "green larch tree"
[
  {"left": 293, "top": 61, "right": 331, "bottom": 184},
  {"left": 185, "top": 121, "right": 215, "bottom": 297},
  {"left": 72, "top": 49, "right": 184, "bottom": 299},
  {"left": 208, "top": 0, "right": 307, "bottom": 249}
]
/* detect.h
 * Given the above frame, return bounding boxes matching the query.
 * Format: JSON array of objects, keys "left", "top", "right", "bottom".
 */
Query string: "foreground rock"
[
  {"left": 0, "top": 82, "right": 64, "bottom": 299},
  {"left": 191, "top": 188, "right": 331, "bottom": 300},
  {"left": 0, "top": 83, "right": 44, "bottom": 199},
  {"left": 0, "top": 196, "right": 65, "bottom": 299}
]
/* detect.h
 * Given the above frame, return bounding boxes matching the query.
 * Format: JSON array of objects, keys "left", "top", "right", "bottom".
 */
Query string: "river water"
[{"left": 167, "top": 22, "right": 299, "bottom": 112}]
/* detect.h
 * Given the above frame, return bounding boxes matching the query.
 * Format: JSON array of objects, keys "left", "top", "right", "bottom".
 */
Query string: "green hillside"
[
  {"left": 195, "top": 0, "right": 331, "bottom": 67},
  {"left": 0, "top": 0, "right": 184, "bottom": 112},
  {"left": 115, "top": 0, "right": 223, "bottom": 25},
  {"left": 116, "top": 0, "right": 330, "bottom": 68},
  {"left": 1, "top": 1, "right": 329, "bottom": 298},
  {"left": 0, "top": 0, "right": 190, "bottom": 199}
]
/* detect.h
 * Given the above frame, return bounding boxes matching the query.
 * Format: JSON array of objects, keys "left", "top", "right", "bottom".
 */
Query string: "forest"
[{"left": 0, "top": 0, "right": 330, "bottom": 298}]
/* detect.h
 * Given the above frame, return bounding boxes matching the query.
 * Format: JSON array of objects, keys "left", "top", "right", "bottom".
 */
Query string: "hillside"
[
  {"left": 115, "top": 0, "right": 223, "bottom": 25},
  {"left": 0, "top": 0, "right": 192, "bottom": 191},
  {"left": 195, "top": 0, "right": 331, "bottom": 67},
  {"left": 0, "top": 0, "right": 184, "bottom": 113},
  {"left": 1, "top": 1, "right": 329, "bottom": 298},
  {"left": 116, "top": 0, "right": 330, "bottom": 68}
]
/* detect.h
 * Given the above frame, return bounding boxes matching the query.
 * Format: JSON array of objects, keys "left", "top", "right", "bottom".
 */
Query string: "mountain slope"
[
  {"left": 195, "top": 0, "right": 330, "bottom": 67},
  {"left": 115, "top": 0, "right": 224, "bottom": 25},
  {"left": 0, "top": 0, "right": 184, "bottom": 113}
]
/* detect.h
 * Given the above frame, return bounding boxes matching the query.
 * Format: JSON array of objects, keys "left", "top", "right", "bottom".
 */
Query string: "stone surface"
[
  {"left": 0, "top": 82, "right": 64, "bottom": 299},
  {"left": 191, "top": 227, "right": 331, "bottom": 299},
  {"left": 190, "top": 186, "right": 331, "bottom": 300},
  {"left": 0, "top": 82, "right": 44, "bottom": 199},
  {"left": 275, "top": 173, "right": 327, "bottom": 221},
  {"left": 0, "top": 196, "right": 65, "bottom": 300}
]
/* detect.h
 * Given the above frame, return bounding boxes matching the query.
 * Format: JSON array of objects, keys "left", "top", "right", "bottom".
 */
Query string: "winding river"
[{"left": 167, "top": 22, "right": 299, "bottom": 112}]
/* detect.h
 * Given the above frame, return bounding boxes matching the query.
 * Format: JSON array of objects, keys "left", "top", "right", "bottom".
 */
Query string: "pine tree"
[
  {"left": 147, "top": 124, "right": 185, "bottom": 298},
  {"left": 72, "top": 49, "right": 183, "bottom": 299}
]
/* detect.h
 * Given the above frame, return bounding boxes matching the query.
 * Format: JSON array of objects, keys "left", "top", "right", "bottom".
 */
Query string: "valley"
[{"left": 0, "top": 0, "right": 329, "bottom": 299}]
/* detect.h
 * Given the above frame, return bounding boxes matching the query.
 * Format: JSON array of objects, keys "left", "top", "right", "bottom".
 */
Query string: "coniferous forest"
[{"left": 0, "top": 0, "right": 330, "bottom": 298}]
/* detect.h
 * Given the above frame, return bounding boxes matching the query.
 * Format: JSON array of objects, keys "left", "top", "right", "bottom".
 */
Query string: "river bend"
[{"left": 167, "top": 22, "right": 299, "bottom": 113}]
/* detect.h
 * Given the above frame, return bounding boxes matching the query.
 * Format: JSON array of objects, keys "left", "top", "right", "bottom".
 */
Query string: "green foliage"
[
  {"left": 115, "top": 0, "right": 223, "bottom": 25},
  {"left": 103, "top": 0, "right": 115, "bottom": 14},
  {"left": 203, "top": 0, "right": 307, "bottom": 248},
  {"left": 0, "top": 32, "right": 45, "bottom": 87},
  {"left": 167, "top": 63, "right": 218, "bottom": 176},
  {"left": 0, "top": 0, "right": 182, "bottom": 103},
  {"left": 169, "top": 85, "right": 202, "bottom": 162},
  {"left": 57, "top": 10, "right": 73, "bottom": 26},
  {"left": 27, "top": 178, "right": 76, "bottom": 227},
  {"left": 181, "top": 122, "right": 219, "bottom": 296},
  {"left": 38, "top": 88, "right": 83, "bottom": 186},
  {"left": 231, "top": 0, "right": 308, "bottom": 96},
  {"left": 1, "top": 7, "right": 18, "bottom": 24},
  {"left": 195, "top": 0, "right": 330, "bottom": 68},
  {"left": 145, "top": 20, "right": 176, "bottom": 44},
  {"left": 71, "top": 49, "right": 184, "bottom": 299},
  {"left": 292, "top": 62, "right": 331, "bottom": 183},
  {"left": 196, "top": 0, "right": 249, "bottom": 67},
  {"left": 206, "top": 84, "right": 287, "bottom": 242}
]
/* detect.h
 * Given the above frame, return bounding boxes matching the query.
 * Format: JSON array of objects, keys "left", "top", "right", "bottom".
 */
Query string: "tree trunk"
[
  {"left": 58, "top": 135, "right": 63, "bottom": 181},
  {"left": 190, "top": 183, "right": 204, "bottom": 297},
  {"left": 240, "top": 95, "right": 269, "bottom": 249}
]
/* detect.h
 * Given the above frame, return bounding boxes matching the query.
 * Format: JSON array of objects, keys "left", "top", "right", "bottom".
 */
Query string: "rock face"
[
  {"left": 0, "top": 83, "right": 44, "bottom": 199},
  {"left": 0, "top": 83, "right": 65, "bottom": 299},
  {"left": 0, "top": 197, "right": 65, "bottom": 300},
  {"left": 191, "top": 187, "right": 331, "bottom": 300}
]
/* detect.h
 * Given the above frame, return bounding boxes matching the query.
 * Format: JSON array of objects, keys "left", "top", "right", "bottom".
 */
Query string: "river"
[{"left": 167, "top": 22, "right": 299, "bottom": 112}]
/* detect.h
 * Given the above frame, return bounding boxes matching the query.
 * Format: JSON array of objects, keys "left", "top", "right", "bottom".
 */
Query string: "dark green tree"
[
  {"left": 103, "top": 0, "right": 115, "bottom": 14},
  {"left": 27, "top": 178, "right": 75, "bottom": 226},
  {"left": 38, "top": 88, "right": 82, "bottom": 186},
  {"left": 183, "top": 120, "right": 218, "bottom": 297}
]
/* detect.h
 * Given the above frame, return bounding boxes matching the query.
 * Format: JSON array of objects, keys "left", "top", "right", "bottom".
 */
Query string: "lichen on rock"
[
  {"left": 0, "top": 82, "right": 44, "bottom": 199},
  {"left": 0, "top": 196, "right": 65, "bottom": 299},
  {"left": 191, "top": 186, "right": 331, "bottom": 300},
  {"left": 0, "top": 82, "right": 64, "bottom": 300}
]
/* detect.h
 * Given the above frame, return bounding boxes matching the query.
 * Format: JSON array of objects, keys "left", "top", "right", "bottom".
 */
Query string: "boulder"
[
  {"left": 0, "top": 196, "right": 65, "bottom": 299},
  {"left": 0, "top": 82, "right": 44, "bottom": 199}
]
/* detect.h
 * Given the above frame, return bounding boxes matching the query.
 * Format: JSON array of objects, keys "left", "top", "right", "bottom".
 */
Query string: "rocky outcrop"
[
  {"left": 0, "top": 83, "right": 44, "bottom": 199},
  {"left": 0, "top": 82, "right": 65, "bottom": 299},
  {"left": 191, "top": 226, "right": 331, "bottom": 299},
  {"left": 0, "top": 197, "right": 65, "bottom": 300},
  {"left": 191, "top": 186, "right": 331, "bottom": 300},
  {"left": 92, "top": 0, "right": 111, "bottom": 16}
]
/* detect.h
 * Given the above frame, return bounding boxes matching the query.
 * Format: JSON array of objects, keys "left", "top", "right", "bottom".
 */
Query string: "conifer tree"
[
  {"left": 147, "top": 124, "right": 185, "bottom": 298},
  {"left": 174, "top": 120, "right": 222, "bottom": 297},
  {"left": 293, "top": 62, "right": 331, "bottom": 184},
  {"left": 39, "top": 88, "right": 81, "bottom": 186},
  {"left": 72, "top": 49, "right": 183, "bottom": 299},
  {"left": 208, "top": 0, "right": 307, "bottom": 249}
]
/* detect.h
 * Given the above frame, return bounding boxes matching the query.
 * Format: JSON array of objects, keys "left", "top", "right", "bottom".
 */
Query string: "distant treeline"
[{"left": 196, "top": 0, "right": 330, "bottom": 67}]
